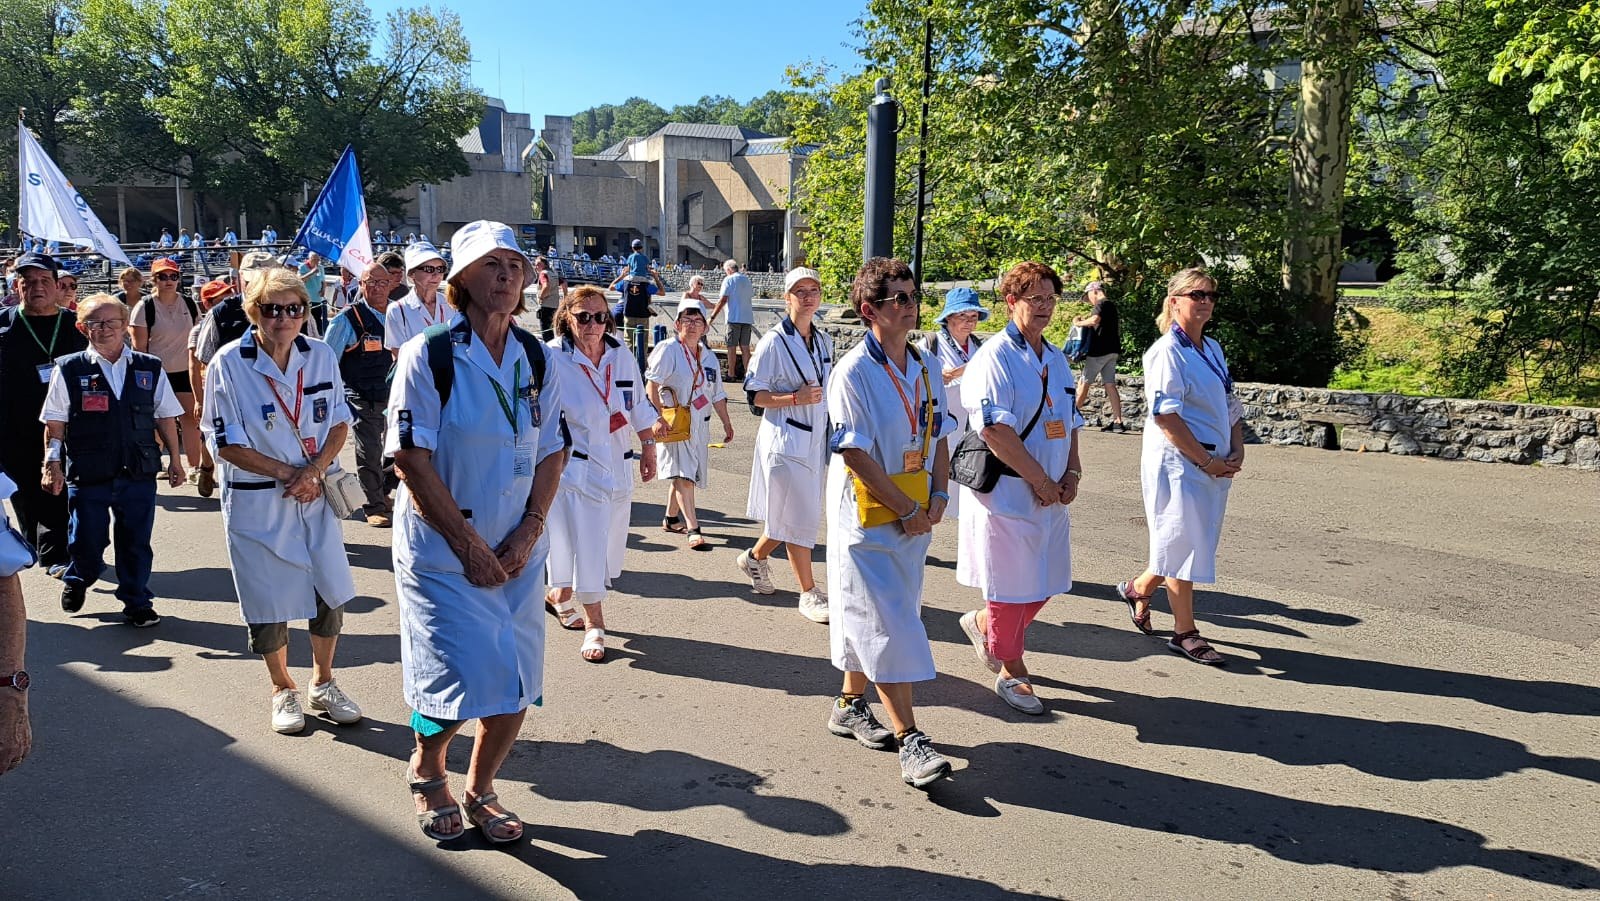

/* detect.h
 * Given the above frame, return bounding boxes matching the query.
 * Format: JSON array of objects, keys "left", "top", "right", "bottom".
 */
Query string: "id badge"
[
  {"left": 362, "top": 337, "right": 383, "bottom": 353},
  {"left": 1044, "top": 420, "right": 1067, "bottom": 440},
  {"left": 82, "top": 391, "right": 110, "bottom": 413},
  {"left": 609, "top": 410, "right": 628, "bottom": 433},
  {"left": 692, "top": 394, "right": 709, "bottom": 411},
  {"left": 36, "top": 364, "right": 53, "bottom": 384},
  {"left": 513, "top": 447, "right": 533, "bottom": 477},
  {"left": 902, "top": 447, "right": 925, "bottom": 473},
  {"left": 302, "top": 436, "right": 318, "bottom": 457}
]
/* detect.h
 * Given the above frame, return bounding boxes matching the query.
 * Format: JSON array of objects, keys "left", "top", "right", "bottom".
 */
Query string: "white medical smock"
[
  {"left": 1140, "top": 329, "right": 1243, "bottom": 583},
  {"left": 929, "top": 327, "right": 981, "bottom": 519},
  {"left": 546, "top": 334, "right": 655, "bottom": 599},
  {"left": 956, "top": 324, "right": 1085, "bottom": 603},
  {"left": 824, "top": 332, "right": 951, "bottom": 684},
  {"left": 646, "top": 337, "right": 727, "bottom": 488},
  {"left": 745, "top": 317, "right": 834, "bottom": 548},
  {"left": 383, "top": 290, "right": 459, "bottom": 351},
  {"left": 201, "top": 331, "right": 358, "bottom": 624},
  {"left": 386, "top": 320, "right": 567, "bottom": 720}
]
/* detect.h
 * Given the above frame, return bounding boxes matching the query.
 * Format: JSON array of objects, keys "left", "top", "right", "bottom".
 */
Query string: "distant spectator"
[
  {"left": 223, "top": 228, "right": 238, "bottom": 247},
  {"left": 157, "top": 229, "right": 174, "bottom": 249},
  {"left": 177, "top": 229, "right": 192, "bottom": 250},
  {"left": 709, "top": 259, "right": 756, "bottom": 381},
  {"left": 55, "top": 271, "right": 79, "bottom": 311},
  {"left": 298, "top": 252, "right": 329, "bottom": 332},
  {"left": 1072, "top": 280, "right": 1126, "bottom": 432},
  {"left": 131, "top": 258, "right": 203, "bottom": 476},
  {"left": 533, "top": 255, "right": 566, "bottom": 340}
]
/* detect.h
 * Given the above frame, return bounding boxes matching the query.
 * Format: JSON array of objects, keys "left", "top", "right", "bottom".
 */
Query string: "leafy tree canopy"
[{"left": 570, "top": 90, "right": 803, "bottom": 155}]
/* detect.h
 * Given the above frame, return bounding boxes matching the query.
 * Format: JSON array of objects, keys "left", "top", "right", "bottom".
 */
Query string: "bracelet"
[
  {"left": 640, "top": 438, "right": 656, "bottom": 447},
  {"left": 897, "top": 503, "right": 920, "bottom": 522},
  {"left": 1197, "top": 454, "right": 1215, "bottom": 470},
  {"left": 523, "top": 509, "right": 546, "bottom": 524},
  {"left": 1065, "top": 469, "right": 1082, "bottom": 479},
  {"left": 930, "top": 490, "right": 950, "bottom": 503}
]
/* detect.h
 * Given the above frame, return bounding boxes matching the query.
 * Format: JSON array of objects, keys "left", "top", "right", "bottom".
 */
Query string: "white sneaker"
[
  {"left": 271, "top": 688, "right": 305, "bottom": 734},
  {"left": 995, "top": 675, "right": 1045, "bottom": 716},
  {"left": 308, "top": 678, "right": 363, "bottom": 725},
  {"left": 798, "top": 588, "right": 829, "bottom": 624},
  {"left": 737, "top": 549, "right": 776, "bottom": 595}
]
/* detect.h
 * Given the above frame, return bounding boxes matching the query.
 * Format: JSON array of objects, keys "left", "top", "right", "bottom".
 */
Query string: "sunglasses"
[
  {"left": 58, "top": 282, "right": 78, "bottom": 290},
  {"left": 572, "top": 311, "right": 612, "bottom": 325},
  {"left": 872, "top": 290, "right": 920, "bottom": 309},
  {"left": 259, "top": 303, "right": 306, "bottom": 319},
  {"left": 1178, "top": 290, "right": 1223, "bottom": 302},
  {"left": 412, "top": 264, "right": 445, "bottom": 275},
  {"left": 155, "top": 273, "right": 181, "bottom": 282}
]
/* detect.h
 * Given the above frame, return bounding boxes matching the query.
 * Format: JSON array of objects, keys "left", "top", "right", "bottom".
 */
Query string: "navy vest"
[
  {"left": 58, "top": 350, "right": 165, "bottom": 484},
  {"left": 207, "top": 297, "right": 252, "bottom": 350},
  {"left": 338, "top": 304, "right": 390, "bottom": 400}
]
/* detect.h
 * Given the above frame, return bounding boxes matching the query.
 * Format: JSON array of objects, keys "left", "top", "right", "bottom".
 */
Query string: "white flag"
[{"left": 17, "top": 120, "right": 132, "bottom": 266}]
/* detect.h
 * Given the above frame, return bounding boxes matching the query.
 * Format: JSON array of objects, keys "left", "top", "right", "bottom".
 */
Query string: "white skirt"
[
  {"left": 956, "top": 490, "right": 1073, "bottom": 603},
  {"left": 1140, "top": 434, "right": 1232, "bottom": 583}
]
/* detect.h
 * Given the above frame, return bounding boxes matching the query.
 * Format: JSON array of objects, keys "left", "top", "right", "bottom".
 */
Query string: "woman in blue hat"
[{"left": 923, "top": 287, "right": 988, "bottom": 519}]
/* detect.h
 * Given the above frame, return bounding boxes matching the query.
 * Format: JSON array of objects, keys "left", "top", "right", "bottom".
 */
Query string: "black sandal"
[
  {"left": 663, "top": 514, "right": 687, "bottom": 534},
  {"left": 1116, "top": 581, "right": 1156, "bottom": 635},
  {"left": 686, "top": 528, "right": 706, "bottom": 549},
  {"left": 1168, "top": 630, "right": 1226, "bottom": 666}
]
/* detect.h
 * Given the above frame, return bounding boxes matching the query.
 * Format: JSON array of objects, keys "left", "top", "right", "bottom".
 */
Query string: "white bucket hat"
[
  {"left": 783, "top": 267, "right": 822, "bottom": 294},
  {"left": 445, "top": 221, "right": 532, "bottom": 287},
  {"left": 675, "top": 296, "right": 708, "bottom": 318},
  {"left": 404, "top": 241, "right": 445, "bottom": 272}
]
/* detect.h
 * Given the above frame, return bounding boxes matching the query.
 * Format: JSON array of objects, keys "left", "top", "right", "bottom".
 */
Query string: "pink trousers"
[{"left": 985, "top": 599, "right": 1049, "bottom": 662}]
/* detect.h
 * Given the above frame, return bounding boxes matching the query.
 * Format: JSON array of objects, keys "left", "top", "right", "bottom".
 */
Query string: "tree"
[
  {"left": 0, "top": 0, "right": 91, "bottom": 234},
  {"left": 1488, "top": 0, "right": 1600, "bottom": 164}
]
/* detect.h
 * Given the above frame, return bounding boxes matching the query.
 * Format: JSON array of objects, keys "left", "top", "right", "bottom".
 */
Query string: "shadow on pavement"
[
  {"left": 515, "top": 825, "right": 1040, "bottom": 900},
  {"left": 926, "top": 741, "right": 1600, "bottom": 890},
  {"left": 33, "top": 611, "right": 401, "bottom": 673},
  {"left": 498, "top": 739, "right": 850, "bottom": 837}
]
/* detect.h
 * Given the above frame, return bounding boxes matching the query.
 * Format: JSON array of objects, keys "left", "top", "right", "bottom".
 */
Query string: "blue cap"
[
  {"left": 935, "top": 286, "right": 989, "bottom": 323},
  {"left": 10, "top": 252, "right": 58, "bottom": 274}
]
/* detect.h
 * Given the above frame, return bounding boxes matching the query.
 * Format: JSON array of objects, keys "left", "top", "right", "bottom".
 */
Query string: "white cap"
[
  {"left": 445, "top": 221, "right": 532, "bottom": 287},
  {"left": 783, "top": 267, "right": 822, "bottom": 294},
  {"left": 404, "top": 241, "right": 445, "bottom": 272},
  {"left": 675, "top": 296, "right": 708, "bottom": 318}
]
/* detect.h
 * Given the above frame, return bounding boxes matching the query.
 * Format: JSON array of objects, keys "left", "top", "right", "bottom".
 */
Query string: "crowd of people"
[{"left": 0, "top": 221, "right": 1246, "bottom": 838}]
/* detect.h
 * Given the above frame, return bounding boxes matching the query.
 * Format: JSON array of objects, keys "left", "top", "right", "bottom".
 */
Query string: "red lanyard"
[
  {"left": 264, "top": 370, "right": 304, "bottom": 428},
  {"left": 1042, "top": 364, "right": 1053, "bottom": 409},
  {"left": 882, "top": 361, "right": 922, "bottom": 437},
  {"left": 581, "top": 361, "right": 612, "bottom": 406},
  {"left": 681, "top": 342, "right": 704, "bottom": 395}
]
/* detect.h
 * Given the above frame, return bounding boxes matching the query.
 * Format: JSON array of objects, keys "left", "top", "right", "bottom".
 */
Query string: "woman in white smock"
[
  {"left": 955, "top": 262, "right": 1085, "bottom": 716},
  {"left": 1116, "top": 267, "right": 1244, "bottom": 666},
  {"left": 545, "top": 285, "right": 661, "bottom": 663},
  {"left": 386, "top": 221, "right": 568, "bottom": 845},
  {"left": 383, "top": 241, "right": 457, "bottom": 353},
  {"left": 923, "top": 286, "right": 988, "bottom": 520},
  {"left": 823, "top": 257, "right": 954, "bottom": 790},
  {"left": 201, "top": 268, "right": 363, "bottom": 736},
  {"left": 738, "top": 267, "right": 834, "bottom": 623},
  {"left": 646, "top": 298, "right": 733, "bottom": 549}
]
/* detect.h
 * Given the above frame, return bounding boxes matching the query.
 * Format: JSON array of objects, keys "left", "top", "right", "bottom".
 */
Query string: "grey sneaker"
[
  {"left": 996, "top": 675, "right": 1045, "bottom": 715},
  {"left": 827, "top": 697, "right": 894, "bottom": 750},
  {"left": 898, "top": 730, "right": 952, "bottom": 788},
  {"left": 797, "top": 588, "right": 829, "bottom": 624},
  {"left": 271, "top": 688, "right": 305, "bottom": 734},
  {"left": 308, "top": 678, "right": 363, "bottom": 725},
  {"left": 736, "top": 549, "right": 776, "bottom": 595},
  {"left": 959, "top": 610, "right": 1000, "bottom": 673}
]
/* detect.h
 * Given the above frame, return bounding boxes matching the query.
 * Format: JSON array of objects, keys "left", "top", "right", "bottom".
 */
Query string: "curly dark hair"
[
  {"left": 997, "top": 261, "right": 1062, "bottom": 301},
  {"left": 848, "top": 256, "right": 915, "bottom": 317},
  {"left": 553, "top": 284, "right": 613, "bottom": 341}
]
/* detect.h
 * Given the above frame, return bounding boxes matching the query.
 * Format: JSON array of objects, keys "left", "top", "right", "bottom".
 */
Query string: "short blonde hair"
[
  {"left": 117, "top": 267, "right": 143, "bottom": 285},
  {"left": 243, "top": 268, "right": 311, "bottom": 325},
  {"left": 75, "top": 293, "right": 128, "bottom": 324},
  {"left": 1156, "top": 267, "right": 1214, "bottom": 333}
]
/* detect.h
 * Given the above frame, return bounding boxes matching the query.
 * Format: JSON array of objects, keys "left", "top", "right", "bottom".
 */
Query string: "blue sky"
[{"left": 365, "top": 0, "right": 868, "bottom": 119}]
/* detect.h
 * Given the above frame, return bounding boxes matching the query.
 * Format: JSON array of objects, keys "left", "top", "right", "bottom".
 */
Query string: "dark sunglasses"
[
  {"left": 1179, "top": 290, "right": 1223, "bottom": 302},
  {"left": 872, "top": 290, "right": 920, "bottom": 310},
  {"left": 412, "top": 264, "right": 445, "bottom": 275},
  {"left": 58, "top": 281, "right": 78, "bottom": 290},
  {"left": 572, "top": 311, "right": 612, "bottom": 325},
  {"left": 154, "top": 273, "right": 181, "bottom": 282},
  {"left": 259, "top": 303, "right": 306, "bottom": 319}
]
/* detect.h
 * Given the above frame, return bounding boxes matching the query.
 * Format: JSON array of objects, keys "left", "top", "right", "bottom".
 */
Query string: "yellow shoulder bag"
[
  {"left": 855, "top": 354, "right": 934, "bottom": 528},
  {"left": 657, "top": 386, "right": 693, "bottom": 444}
]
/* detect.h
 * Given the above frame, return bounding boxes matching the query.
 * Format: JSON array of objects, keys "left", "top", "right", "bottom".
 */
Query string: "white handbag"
[{"left": 0, "top": 472, "right": 37, "bottom": 577}]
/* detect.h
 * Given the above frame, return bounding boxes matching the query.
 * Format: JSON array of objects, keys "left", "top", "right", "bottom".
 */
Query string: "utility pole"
[
  {"left": 863, "top": 77, "right": 899, "bottom": 261},
  {"left": 911, "top": 12, "right": 934, "bottom": 286}
]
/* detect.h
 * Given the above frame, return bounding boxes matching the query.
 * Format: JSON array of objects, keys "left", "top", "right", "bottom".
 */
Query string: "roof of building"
[
  {"left": 589, "top": 137, "right": 643, "bottom": 160},
  {"left": 648, "top": 123, "right": 776, "bottom": 142},
  {"left": 458, "top": 129, "right": 487, "bottom": 155},
  {"left": 573, "top": 124, "right": 807, "bottom": 162}
]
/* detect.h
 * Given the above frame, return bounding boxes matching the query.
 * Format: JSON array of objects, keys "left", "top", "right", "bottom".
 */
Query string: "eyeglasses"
[
  {"left": 83, "top": 318, "right": 126, "bottom": 330},
  {"left": 872, "top": 290, "right": 920, "bottom": 309},
  {"left": 1016, "top": 293, "right": 1061, "bottom": 308},
  {"left": 259, "top": 303, "right": 306, "bottom": 319},
  {"left": 413, "top": 265, "right": 445, "bottom": 275},
  {"left": 790, "top": 287, "right": 822, "bottom": 300},
  {"left": 572, "top": 311, "right": 612, "bottom": 325},
  {"left": 155, "top": 274, "right": 181, "bottom": 282},
  {"left": 1178, "top": 290, "right": 1223, "bottom": 302},
  {"left": 58, "top": 282, "right": 78, "bottom": 290}
]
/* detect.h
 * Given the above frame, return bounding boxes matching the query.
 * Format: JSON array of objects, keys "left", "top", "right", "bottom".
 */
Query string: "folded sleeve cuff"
[
  {"left": 831, "top": 427, "right": 870, "bottom": 453},
  {"left": 979, "top": 401, "right": 1019, "bottom": 431},
  {"left": 1151, "top": 393, "right": 1184, "bottom": 416}
]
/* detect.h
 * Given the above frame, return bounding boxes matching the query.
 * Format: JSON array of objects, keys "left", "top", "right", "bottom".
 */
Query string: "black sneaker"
[
  {"left": 1099, "top": 422, "right": 1116, "bottom": 432},
  {"left": 125, "top": 607, "right": 162, "bottom": 628},
  {"left": 1115, "top": 422, "right": 1130, "bottom": 433},
  {"left": 61, "top": 583, "right": 86, "bottom": 613}
]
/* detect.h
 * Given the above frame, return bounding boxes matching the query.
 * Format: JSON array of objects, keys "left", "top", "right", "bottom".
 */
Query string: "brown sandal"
[
  {"left": 1116, "top": 581, "right": 1156, "bottom": 635},
  {"left": 1168, "top": 630, "right": 1226, "bottom": 666}
]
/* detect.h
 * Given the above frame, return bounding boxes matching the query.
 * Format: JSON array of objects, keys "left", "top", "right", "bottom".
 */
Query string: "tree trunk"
[{"left": 1282, "top": 0, "right": 1362, "bottom": 337}]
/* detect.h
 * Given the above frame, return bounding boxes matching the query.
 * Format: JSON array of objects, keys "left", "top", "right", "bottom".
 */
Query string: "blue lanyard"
[{"left": 1171, "top": 325, "right": 1233, "bottom": 394}]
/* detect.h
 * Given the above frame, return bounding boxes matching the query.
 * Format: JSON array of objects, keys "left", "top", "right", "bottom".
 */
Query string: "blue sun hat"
[{"left": 935, "top": 286, "right": 989, "bottom": 323}]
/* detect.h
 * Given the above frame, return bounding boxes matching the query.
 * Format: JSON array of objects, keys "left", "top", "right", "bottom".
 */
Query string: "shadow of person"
[
  {"left": 1069, "top": 580, "right": 1362, "bottom": 636},
  {"left": 926, "top": 741, "right": 1600, "bottom": 890},
  {"left": 147, "top": 566, "right": 239, "bottom": 602},
  {"left": 513, "top": 825, "right": 1044, "bottom": 900},
  {"left": 496, "top": 738, "right": 849, "bottom": 837},
  {"left": 1054, "top": 685, "right": 1600, "bottom": 784}
]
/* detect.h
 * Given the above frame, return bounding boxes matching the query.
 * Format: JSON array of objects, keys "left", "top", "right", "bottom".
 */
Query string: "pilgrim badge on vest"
[
  {"left": 312, "top": 397, "right": 328, "bottom": 423},
  {"left": 134, "top": 370, "right": 154, "bottom": 392},
  {"left": 362, "top": 337, "right": 383, "bottom": 353},
  {"left": 261, "top": 403, "right": 276, "bottom": 430},
  {"left": 81, "top": 391, "right": 109, "bottom": 413}
]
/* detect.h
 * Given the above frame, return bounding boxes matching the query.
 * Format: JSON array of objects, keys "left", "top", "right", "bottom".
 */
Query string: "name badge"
[
  {"left": 513, "top": 448, "right": 533, "bottom": 477},
  {"left": 362, "top": 337, "right": 383, "bottom": 353},
  {"left": 1044, "top": 420, "right": 1067, "bottom": 440},
  {"left": 902, "top": 448, "right": 924, "bottom": 473},
  {"left": 37, "top": 364, "right": 54, "bottom": 384},
  {"left": 692, "top": 394, "right": 709, "bottom": 411},
  {"left": 81, "top": 391, "right": 110, "bottom": 413},
  {"left": 302, "top": 436, "right": 319, "bottom": 457},
  {"left": 609, "top": 410, "right": 628, "bottom": 433}
]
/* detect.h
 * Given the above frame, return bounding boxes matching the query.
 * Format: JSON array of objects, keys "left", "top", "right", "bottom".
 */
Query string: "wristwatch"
[{"left": 2, "top": 671, "right": 28, "bottom": 692}]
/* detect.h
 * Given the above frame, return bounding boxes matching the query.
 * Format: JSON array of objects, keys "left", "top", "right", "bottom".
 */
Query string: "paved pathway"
[{"left": 3, "top": 430, "right": 1597, "bottom": 899}]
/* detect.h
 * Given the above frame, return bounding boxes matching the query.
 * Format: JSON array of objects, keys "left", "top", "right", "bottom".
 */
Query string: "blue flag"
[{"left": 291, "top": 145, "right": 373, "bottom": 274}]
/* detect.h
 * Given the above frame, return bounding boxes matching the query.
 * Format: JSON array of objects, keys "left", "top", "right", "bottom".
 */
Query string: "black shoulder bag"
[{"left": 949, "top": 372, "right": 1047, "bottom": 494}]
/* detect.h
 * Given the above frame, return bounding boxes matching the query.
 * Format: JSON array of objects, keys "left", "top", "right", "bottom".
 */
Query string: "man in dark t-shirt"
[{"left": 1072, "top": 280, "right": 1126, "bottom": 431}]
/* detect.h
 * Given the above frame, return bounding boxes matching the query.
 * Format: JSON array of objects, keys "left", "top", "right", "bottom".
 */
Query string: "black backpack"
[
  {"left": 418, "top": 321, "right": 547, "bottom": 407},
  {"left": 141, "top": 293, "right": 200, "bottom": 328}
]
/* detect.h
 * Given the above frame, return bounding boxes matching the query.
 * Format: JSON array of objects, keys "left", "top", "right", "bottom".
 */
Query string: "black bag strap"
[
  {"left": 420, "top": 322, "right": 546, "bottom": 410},
  {"left": 1015, "top": 371, "right": 1049, "bottom": 441}
]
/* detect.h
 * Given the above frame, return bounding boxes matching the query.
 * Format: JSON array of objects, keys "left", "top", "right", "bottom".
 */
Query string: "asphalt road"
[{"left": 2, "top": 422, "right": 1597, "bottom": 900}]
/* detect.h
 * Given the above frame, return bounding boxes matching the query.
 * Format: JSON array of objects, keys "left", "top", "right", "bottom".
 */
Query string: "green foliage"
[
  {"left": 568, "top": 91, "right": 804, "bottom": 156},
  {"left": 1488, "top": 0, "right": 1600, "bottom": 163}
]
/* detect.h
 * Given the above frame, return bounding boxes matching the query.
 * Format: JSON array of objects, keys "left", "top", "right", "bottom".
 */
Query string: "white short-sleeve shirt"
[{"left": 42, "top": 347, "right": 184, "bottom": 422}]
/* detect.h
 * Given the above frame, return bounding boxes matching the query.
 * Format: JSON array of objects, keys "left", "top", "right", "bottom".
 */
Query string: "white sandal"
[
  {"left": 544, "top": 591, "right": 584, "bottom": 630},
  {"left": 580, "top": 628, "right": 606, "bottom": 663}
]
